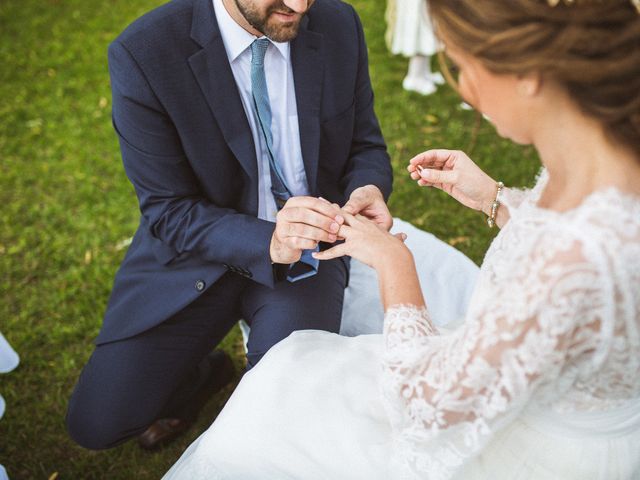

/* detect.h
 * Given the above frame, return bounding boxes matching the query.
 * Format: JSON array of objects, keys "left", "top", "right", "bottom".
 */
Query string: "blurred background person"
[
  {"left": 0, "top": 332, "right": 20, "bottom": 480},
  {"left": 386, "top": 0, "right": 444, "bottom": 95}
]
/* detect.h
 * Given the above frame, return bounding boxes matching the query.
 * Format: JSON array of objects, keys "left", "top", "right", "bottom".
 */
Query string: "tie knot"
[{"left": 251, "top": 38, "right": 270, "bottom": 66}]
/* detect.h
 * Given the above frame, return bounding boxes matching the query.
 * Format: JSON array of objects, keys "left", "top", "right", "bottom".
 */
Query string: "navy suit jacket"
[{"left": 97, "top": 0, "right": 393, "bottom": 344}]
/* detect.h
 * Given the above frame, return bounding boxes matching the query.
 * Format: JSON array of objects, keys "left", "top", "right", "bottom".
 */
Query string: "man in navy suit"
[{"left": 66, "top": 0, "right": 392, "bottom": 450}]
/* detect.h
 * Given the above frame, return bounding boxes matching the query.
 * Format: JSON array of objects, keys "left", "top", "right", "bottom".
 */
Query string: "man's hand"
[
  {"left": 342, "top": 185, "right": 392, "bottom": 231},
  {"left": 270, "top": 196, "right": 344, "bottom": 264}
]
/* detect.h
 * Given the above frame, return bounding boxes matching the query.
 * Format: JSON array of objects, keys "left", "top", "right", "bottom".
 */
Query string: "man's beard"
[{"left": 234, "top": 0, "right": 305, "bottom": 42}]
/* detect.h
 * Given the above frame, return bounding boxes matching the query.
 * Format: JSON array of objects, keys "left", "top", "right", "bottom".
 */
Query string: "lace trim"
[{"left": 500, "top": 167, "right": 547, "bottom": 213}]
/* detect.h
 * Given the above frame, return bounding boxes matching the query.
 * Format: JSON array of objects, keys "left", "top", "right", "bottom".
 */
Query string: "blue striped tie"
[{"left": 250, "top": 38, "right": 319, "bottom": 282}]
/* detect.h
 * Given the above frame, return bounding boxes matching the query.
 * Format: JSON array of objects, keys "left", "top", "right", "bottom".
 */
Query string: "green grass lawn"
[{"left": 0, "top": 0, "right": 540, "bottom": 478}]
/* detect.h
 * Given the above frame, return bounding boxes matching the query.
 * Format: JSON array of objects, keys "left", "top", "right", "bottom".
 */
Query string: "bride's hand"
[
  {"left": 407, "top": 149, "right": 497, "bottom": 214},
  {"left": 312, "top": 212, "right": 410, "bottom": 271}
]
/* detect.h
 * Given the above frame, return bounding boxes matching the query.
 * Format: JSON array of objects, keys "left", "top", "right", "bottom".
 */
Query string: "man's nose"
[{"left": 282, "top": 0, "right": 308, "bottom": 13}]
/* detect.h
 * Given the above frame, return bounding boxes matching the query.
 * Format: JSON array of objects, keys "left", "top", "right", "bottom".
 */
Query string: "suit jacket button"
[{"left": 195, "top": 280, "right": 206, "bottom": 291}]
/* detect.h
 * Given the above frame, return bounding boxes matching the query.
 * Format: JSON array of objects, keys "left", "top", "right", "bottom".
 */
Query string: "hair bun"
[{"left": 428, "top": 0, "right": 640, "bottom": 158}]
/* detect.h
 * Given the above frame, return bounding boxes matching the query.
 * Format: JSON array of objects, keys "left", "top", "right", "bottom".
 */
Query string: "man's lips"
[{"left": 271, "top": 11, "right": 299, "bottom": 21}]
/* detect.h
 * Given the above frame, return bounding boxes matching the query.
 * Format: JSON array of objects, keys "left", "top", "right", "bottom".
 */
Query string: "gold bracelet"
[{"left": 486, "top": 181, "right": 504, "bottom": 228}]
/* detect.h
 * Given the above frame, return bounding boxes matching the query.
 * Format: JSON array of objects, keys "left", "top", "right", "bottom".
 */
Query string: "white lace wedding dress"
[{"left": 164, "top": 170, "right": 640, "bottom": 480}]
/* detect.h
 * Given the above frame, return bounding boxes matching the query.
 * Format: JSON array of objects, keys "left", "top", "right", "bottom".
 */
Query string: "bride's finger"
[
  {"left": 410, "top": 165, "right": 426, "bottom": 180},
  {"left": 312, "top": 243, "right": 348, "bottom": 261},
  {"left": 394, "top": 232, "right": 408, "bottom": 242},
  {"left": 417, "top": 178, "right": 433, "bottom": 187},
  {"left": 410, "top": 164, "right": 441, "bottom": 180},
  {"left": 338, "top": 210, "right": 361, "bottom": 227},
  {"left": 336, "top": 223, "right": 353, "bottom": 239},
  {"left": 417, "top": 178, "right": 447, "bottom": 191},
  {"left": 407, "top": 149, "right": 452, "bottom": 170},
  {"left": 418, "top": 180, "right": 441, "bottom": 189},
  {"left": 418, "top": 168, "right": 457, "bottom": 185}
]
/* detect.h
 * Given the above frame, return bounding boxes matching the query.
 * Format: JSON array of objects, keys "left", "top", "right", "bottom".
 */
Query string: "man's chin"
[{"left": 264, "top": 19, "right": 302, "bottom": 42}]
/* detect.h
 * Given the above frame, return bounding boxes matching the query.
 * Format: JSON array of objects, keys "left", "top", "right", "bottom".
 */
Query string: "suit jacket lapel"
[
  {"left": 291, "top": 17, "right": 324, "bottom": 194},
  {"left": 188, "top": 0, "right": 258, "bottom": 181}
]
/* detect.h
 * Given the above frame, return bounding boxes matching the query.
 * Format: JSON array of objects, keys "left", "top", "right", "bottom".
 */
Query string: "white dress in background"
[
  {"left": 386, "top": 0, "right": 438, "bottom": 57},
  {"left": 164, "top": 170, "right": 640, "bottom": 480},
  {"left": 385, "top": 1, "right": 444, "bottom": 95},
  {"left": 0, "top": 332, "right": 20, "bottom": 480}
]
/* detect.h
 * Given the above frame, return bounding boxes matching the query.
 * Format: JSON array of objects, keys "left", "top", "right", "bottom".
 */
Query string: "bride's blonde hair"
[{"left": 428, "top": 0, "right": 640, "bottom": 157}]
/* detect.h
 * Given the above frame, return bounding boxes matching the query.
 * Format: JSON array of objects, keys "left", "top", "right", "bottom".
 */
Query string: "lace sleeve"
[
  {"left": 500, "top": 168, "right": 548, "bottom": 212},
  {"left": 384, "top": 305, "right": 439, "bottom": 364},
  {"left": 381, "top": 228, "right": 608, "bottom": 478},
  {"left": 499, "top": 186, "right": 528, "bottom": 210}
]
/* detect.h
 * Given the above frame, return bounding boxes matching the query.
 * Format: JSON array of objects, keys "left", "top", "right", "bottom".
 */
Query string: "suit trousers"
[{"left": 66, "top": 258, "right": 347, "bottom": 450}]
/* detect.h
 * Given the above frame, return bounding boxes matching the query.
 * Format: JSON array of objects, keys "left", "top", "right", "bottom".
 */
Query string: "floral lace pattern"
[{"left": 381, "top": 169, "right": 640, "bottom": 479}]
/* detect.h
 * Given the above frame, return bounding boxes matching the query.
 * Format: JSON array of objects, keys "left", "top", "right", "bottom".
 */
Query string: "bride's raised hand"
[
  {"left": 407, "top": 149, "right": 497, "bottom": 214},
  {"left": 312, "top": 212, "right": 409, "bottom": 271}
]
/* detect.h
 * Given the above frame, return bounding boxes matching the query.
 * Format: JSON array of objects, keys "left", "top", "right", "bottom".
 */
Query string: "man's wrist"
[
  {"left": 348, "top": 184, "right": 381, "bottom": 200},
  {"left": 362, "top": 184, "right": 383, "bottom": 198}
]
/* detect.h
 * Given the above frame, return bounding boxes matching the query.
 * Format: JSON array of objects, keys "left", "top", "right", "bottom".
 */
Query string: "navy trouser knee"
[
  {"left": 243, "top": 257, "right": 348, "bottom": 368},
  {"left": 66, "top": 395, "right": 131, "bottom": 450},
  {"left": 66, "top": 261, "right": 347, "bottom": 448},
  {"left": 66, "top": 274, "right": 245, "bottom": 449}
]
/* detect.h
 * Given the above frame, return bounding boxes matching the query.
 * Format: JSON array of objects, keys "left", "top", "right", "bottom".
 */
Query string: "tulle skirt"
[
  {"left": 164, "top": 219, "right": 639, "bottom": 479},
  {"left": 164, "top": 330, "right": 640, "bottom": 479}
]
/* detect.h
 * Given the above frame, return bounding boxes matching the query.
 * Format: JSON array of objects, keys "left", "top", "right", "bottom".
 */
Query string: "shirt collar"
[{"left": 213, "top": 0, "right": 290, "bottom": 62}]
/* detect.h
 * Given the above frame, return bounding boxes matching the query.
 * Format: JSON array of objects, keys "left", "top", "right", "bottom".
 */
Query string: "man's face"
[{"left": 234, "top": 0, "right": 315, "bottom": 42}]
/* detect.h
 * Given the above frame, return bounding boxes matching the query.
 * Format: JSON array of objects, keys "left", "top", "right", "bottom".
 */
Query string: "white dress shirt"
[{"left": 213, "top": 0, "right": 310, "bottom": 221}]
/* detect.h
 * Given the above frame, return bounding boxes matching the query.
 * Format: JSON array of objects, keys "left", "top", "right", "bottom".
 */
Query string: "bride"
[{"left": 164, "top": 0, "right": 640, "bottom": 478}]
